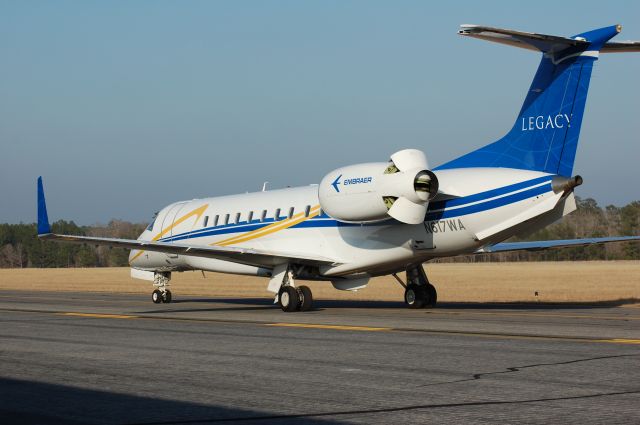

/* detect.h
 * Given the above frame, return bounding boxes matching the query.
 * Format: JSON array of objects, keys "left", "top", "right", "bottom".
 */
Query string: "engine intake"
[{"left": 318, "top": 149, "right": 439, "bottom": 225}]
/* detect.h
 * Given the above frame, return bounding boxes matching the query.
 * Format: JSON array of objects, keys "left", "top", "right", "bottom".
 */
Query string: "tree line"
[
  {"left": 0, "top": 220, "right": 147, "bottom": 268},
  {"left": 438, "top": 197, "right": 640, "bottom": 263},
  {"left": 0, "top": 197, "right": 638, "bottom": 268}
]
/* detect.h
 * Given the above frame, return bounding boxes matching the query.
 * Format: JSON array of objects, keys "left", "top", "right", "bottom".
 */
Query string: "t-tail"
[{"left": 437, "top": 24, "right": 640, "bottom": 176}]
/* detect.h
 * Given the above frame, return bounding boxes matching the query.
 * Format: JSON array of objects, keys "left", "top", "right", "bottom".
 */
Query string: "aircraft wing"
[
  {"left": 38, "top": 232, "right": 337, "bottom": 268},
  {"left": 477, "top": 236, "right": 640, "bottom": 254},
  {"left": 36, "top": 177, "right": 338, "bottom": 269}
]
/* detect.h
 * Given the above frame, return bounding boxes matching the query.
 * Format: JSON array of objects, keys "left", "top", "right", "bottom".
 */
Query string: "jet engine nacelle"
[{"left": 318, "top": 149, "right": 439, "bottom": 225}]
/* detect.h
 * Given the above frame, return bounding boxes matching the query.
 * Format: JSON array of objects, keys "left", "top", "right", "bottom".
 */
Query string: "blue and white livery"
[{"left": 37, "top": 24, "right": 640, "bottom": 311}]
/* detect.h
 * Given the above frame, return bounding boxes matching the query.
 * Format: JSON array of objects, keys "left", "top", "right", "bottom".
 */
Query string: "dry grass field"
[{"left": 0, "top": 261, "right": 639, "bottom": 304}]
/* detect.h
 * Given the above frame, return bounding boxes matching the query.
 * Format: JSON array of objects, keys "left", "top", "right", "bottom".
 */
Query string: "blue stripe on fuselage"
[
  {"left": 160, "top": 220, "right": 272, "bottom": 243},
  {"left": 429, "top": 175, "right": 552, "bottom": 211},
  {"left": 159, "top": 176, "right": 553, "bottom": 243},
  {"left": 425, "top": 182, "right": 551, "bottom": 221}
]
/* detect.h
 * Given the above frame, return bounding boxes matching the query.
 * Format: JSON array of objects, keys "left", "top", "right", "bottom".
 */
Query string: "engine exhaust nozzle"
[{"left": 552, "top": 175, "right": 583, "bottom": 194}]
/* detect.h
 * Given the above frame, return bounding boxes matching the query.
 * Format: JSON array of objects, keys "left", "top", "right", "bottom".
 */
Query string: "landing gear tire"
[
  {"left": 298, "top": 286, "right": 313, "bottom": 312},
  {"left": 425, "top": 284, "right": 437, "bottom": 308},
  {"left": 279, "top": 286, "right": 300, "bottom": 312},
  {"left": 162, "top": 290, "right": 172, "bottom": 304},
  {"left": 405, "top": 284, "right": 426, "bottom": 309},
  {"left": 152, "top": 290, "right": 163, "bottom": 304}
]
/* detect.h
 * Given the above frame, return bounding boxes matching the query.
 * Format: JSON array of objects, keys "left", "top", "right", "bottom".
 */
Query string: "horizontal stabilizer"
[
  {"left": 478, "top": 236, "right": 640, "bottom": 254},
  {"left": 458, "top": 24, "right": 589, "bottom": 53},
  {"left": 459, "top": 24, "right": 640, "bottom": 54},
  {"left": 439, "top": 23, "right": 637, "bottom": 176},
  {"left": 601, "top": 40, "right": 640, "bottom": 53}
]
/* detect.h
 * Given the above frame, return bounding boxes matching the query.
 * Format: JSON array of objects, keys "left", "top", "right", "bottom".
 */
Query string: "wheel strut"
[{"left": 152, "top": 272, "right": 172, "bottom": 304}]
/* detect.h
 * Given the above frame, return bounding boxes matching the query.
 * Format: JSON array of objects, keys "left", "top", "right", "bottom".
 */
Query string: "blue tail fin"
[
  {"left": 437, "top": 25, "right": 625, "bottom": 176},
  {"left": 37, "top": 176, "right": 51, "bottom": 235}
]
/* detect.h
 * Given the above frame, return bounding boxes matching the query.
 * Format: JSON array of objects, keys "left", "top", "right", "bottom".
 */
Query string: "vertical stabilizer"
[{"left": 437, "top": 25, "right": 627, "bottom": 176}]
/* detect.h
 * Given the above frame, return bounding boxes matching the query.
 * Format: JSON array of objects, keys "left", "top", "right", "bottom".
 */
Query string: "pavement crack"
[
  {"left": 419, "top": 353, "right": 640, "bottom": 387},
  {"left": 122, "top": 389, "right": 640, "bottom": 424}
]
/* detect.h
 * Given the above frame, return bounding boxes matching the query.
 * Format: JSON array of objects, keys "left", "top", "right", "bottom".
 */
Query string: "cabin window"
[
  {"left": 274, "top": 208, "right": 281, "bottom": 220},
  {"left": 203, "top": 216, "right": 209, "bottom": 227},
  {"left": 319, "top": 208, "right": 324, "bottom": 217},
  {"left": 224, "top": 214, "right": 230, "bottom": 225},
  {"left": 261, "top": 210, "right": 267, "bottom": 222},
  {"left": 247, "top": 211, "right": 254, "bottom": 222},
  {"left": 213, "top": 215, "right": 219, "bottom": 227},
  {"left": 304, "top": 205, "right": 311, "bottom": 217},
  {"left": 235, "top": 212, "right": 241, "bottom": 224},
  {"left": 288, "top": 207, "right": 294, "bottom": 219}
]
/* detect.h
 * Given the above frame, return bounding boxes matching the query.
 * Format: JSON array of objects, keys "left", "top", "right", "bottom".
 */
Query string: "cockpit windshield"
[{"left": 146, "top": 214, "right": 158, "bottom": 232}]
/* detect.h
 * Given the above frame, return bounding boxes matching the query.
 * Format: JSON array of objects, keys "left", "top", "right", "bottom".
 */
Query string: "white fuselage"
[{"left": 129, "top": 167, "right": 575, "bottom": 279}]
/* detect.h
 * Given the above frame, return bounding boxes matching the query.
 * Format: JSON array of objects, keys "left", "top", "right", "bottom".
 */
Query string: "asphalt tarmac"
[{"left": 1, "top": 290, "right": 639, "bottom": 424}]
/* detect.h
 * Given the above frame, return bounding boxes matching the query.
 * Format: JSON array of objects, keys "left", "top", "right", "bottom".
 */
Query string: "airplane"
[{"left": 36, "top": 24, "right": 640, "bottom": 312}]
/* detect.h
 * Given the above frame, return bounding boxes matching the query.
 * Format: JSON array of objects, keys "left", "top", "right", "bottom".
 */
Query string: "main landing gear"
[
  {"left": 393, "top": 265, "right": 437, "bottom": 309},
  {"left": 151, "top": 272, "right": 172, "bottom": 304},
  {"left": 270, "top": 264, "right": 313, "bottom": 312},
  {"left": 278, "top": 285, "right": 313, "bottom": 312}
]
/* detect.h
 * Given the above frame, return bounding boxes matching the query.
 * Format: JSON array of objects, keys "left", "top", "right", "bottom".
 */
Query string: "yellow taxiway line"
[
  {"left": 58, "top": 312, "right": 139, "bottom": 320},
  {"left": 265, "top": 323, "right": 390, "bottom": 332},
  {"left": 24, "top": 310, "right": 640, "bottom": 345},
  {"left": 594, "top": 338, "right": 640, "bottom": 345}
]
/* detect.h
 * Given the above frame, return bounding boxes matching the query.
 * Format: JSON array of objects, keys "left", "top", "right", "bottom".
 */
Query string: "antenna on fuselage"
[{"left": 262, "top": 181, "right": 269, "bottom": 192}]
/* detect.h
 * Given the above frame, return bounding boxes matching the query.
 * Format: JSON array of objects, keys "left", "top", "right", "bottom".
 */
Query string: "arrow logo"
[{"left": 331, "top": 174, "right": 342, "bottom": 193}]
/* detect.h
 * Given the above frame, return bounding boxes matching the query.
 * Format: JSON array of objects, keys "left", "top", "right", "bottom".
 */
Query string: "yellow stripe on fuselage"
[
  {"left": 129, "top": 204, "right": 209, "bottom": 263},
  {"left": 130, "top": 204, "right": 321, "bottom": 264},
  {"left": 152, "top": 204, "right": 209, "bottom": 242}
]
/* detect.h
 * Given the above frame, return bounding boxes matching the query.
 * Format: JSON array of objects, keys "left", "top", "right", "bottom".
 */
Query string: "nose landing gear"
[{"left": 151, "top": 272, "right": 172, "bottom": 304}]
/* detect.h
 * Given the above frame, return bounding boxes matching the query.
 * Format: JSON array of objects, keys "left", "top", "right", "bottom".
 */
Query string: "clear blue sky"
[{"left": 1, "top": 1, "right": 639, "bottom": 225}]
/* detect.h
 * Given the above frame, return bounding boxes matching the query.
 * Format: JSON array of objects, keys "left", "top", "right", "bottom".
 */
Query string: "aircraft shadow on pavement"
[
  {"left": 0, "top": 377, "right": 349, "bottom": 425},
  {"left": 137, "top": 296, "right": 639, "bottom": 314}
]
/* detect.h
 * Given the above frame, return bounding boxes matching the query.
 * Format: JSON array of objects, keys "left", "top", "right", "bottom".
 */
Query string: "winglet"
[{"left": 37, "top": 177, "right": 51, "bottom": 235}]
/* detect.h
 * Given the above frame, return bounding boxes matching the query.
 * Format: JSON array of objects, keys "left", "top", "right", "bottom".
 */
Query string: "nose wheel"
[
  {"left": 152, "top": 290, "right": 162, "bottom": 304},
  {"left": 151, "top": 289, "right": 172, "bottom": 304},
  {"left": 151, "top": 272, "right": 172, "bottom": 304}
]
